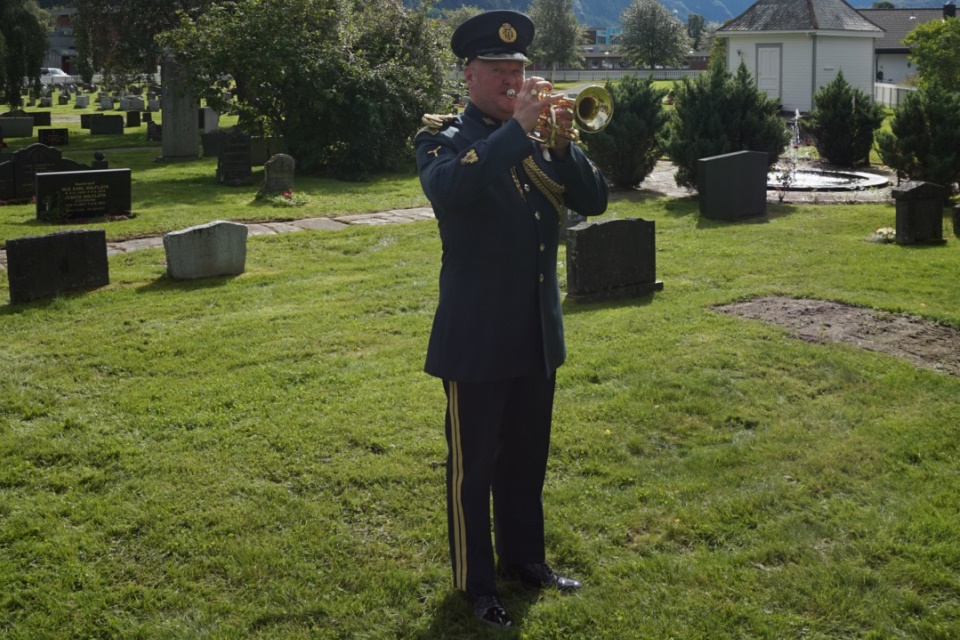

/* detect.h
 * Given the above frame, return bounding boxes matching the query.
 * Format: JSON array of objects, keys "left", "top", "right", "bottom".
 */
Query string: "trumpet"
[{"left": 509, "top": 85, "right": 614, "bottom": 148}]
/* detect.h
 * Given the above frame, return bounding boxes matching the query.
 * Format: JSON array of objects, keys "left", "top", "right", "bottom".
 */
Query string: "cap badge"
[{"left": 499, "top": 23, "right": 518, "bottom": 44}]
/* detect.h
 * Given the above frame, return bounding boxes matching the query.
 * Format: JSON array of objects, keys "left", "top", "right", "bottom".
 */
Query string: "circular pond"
[{"left": 767, "top": 169, "right": 889, "bottom": 192}]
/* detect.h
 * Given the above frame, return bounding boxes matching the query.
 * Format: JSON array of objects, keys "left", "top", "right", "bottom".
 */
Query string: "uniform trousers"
[{"left": 443, "top": 372, "right": 556, "bottom": 595}]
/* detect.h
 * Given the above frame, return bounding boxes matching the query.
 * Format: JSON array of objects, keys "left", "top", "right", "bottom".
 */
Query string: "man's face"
[{"left": 464, "top": 59, "right": 525, "bottom": 121}]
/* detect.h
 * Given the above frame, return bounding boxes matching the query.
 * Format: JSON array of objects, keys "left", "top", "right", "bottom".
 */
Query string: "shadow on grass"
[
  {"left": 136, "top": 273, "right": 241, "bottom": 294},
  {"left": 415, "top": 588, "right": 540, "bottom": 639},
  {"left": 562, "top": 290, "right": 659, "bottom": 316}
]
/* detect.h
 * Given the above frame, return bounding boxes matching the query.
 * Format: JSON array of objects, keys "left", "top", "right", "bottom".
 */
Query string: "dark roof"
[
  {"left": 856, "top": 9, "right": 945, "bottom": 51},
  {"left": 719, "top": 0, "right": 883, "bottom": 34}
]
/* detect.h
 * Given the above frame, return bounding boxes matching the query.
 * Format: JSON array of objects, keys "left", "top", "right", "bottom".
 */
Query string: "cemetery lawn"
[{"left": 2, "top": 180, "right": 959, "bottom": 638}]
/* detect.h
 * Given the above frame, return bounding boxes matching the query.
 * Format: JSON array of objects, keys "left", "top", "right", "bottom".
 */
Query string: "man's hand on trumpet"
[{"left": 509, "top": 76, "right": 573, "bottom": 157}]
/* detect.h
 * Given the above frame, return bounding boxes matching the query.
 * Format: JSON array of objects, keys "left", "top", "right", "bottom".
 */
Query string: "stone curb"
[{"left": 0, "top": 207, "right": 436, "bottom": 271}]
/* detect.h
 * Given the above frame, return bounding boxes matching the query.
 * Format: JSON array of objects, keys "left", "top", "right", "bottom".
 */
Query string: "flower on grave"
[{"left": 870, "top": 227, "right": 896, "bottom": 243}]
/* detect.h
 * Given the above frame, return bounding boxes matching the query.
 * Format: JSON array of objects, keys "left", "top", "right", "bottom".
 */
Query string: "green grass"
[{"left": 1, "top": 152, "right": 959, "bottom": 638}]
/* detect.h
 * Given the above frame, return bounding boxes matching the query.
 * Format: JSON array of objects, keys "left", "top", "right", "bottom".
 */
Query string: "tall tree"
[
  {"left": 161, "top": 0, "right": 450, "bottom": 179},
  {"left": 0, "top": 0, "right": 48, "bottom": 109},
  {"left": 904, "top": 16, "right": 960, "bottom": 93},
  {"left": 618, "top": 0, "right": 690, "bottom": 69},
  {"left": 687, "top": 13, "right": 706, "bottom": 51},
  {"left": 528, "top": 0, "right": 583, "bottom": 82},
  {"left": 73, "top": 0, "right": 215, "bottom": 78}
]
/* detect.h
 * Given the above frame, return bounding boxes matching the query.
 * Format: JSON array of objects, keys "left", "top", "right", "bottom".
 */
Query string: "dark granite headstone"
[
  {"left": 216, "top": 127, "right": 252, "bottom": 186},
  {"left": 6, "top": 229, "right": 110, "bottom": 304},
  {"left": 697, "top": 150, "right": 768, "bottom": 221},
  {"left": 26, "top": 111, "right": 52, "bottom": 127},
  {"left": 201, "top": 131, "right": 222, "bottom": 157},
  {"left": 91, "top": 151, "right": 108, "bottom": 170},
  {"left": 81, "top": 113, "right": 93, "bottom": 129},
  {"left": 566, "top": 218, "right": 664, "bottom": 302},
  {"left": 0, "top": 116, "right": 34, "bottom": 138},
  {"left": 58, "top": 94, "right": 70, "bottom": 106},
  {"left": 35, "top": 169, "right": 132, "bottom": 221},
  {"left": 142, "top": 111, "right": 153, "bottom": 123},
  {"left": 0, "top": 143, "right": 88, "bottom": 201},
  {"left": 0, "top": 161, "right": 14, "bottom": 203},
  {"left": 38, "top": 128, "right": 69, "bottom": 146},
  {"left": 90, "top": 115, "right": 124, "bottom": 135},
  {"left": 146, "top": 120, "right": 162, "bottom": 142},
  {"left": 126, "top": 111, "right": 141, "bottom": 128},
  {"left": 893, "top": 181, "right": 946, "bottom": 245}
]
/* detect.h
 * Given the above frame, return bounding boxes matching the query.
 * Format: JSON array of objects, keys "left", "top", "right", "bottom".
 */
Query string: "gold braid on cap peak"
[
  {"left": 417, "top": 113, "right": 458, "bottom": 137},
  {"left": 522, "top": 156, "right": 565, "bottom": 218}
]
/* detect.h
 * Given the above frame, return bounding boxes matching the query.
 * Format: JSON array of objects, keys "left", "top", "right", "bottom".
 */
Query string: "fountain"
[{"left": 767, "top": 109, "right": 889, "bottom": 194}]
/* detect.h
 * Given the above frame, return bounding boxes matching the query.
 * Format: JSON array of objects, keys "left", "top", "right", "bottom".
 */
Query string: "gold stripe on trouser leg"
[{"left": 449, "top": 382, "right": 468, "bottom": 591}]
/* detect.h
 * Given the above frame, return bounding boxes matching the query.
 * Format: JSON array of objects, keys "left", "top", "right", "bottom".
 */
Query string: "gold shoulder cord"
[{"left": 522, "top": 156, "right": 566, "bottom": 218}]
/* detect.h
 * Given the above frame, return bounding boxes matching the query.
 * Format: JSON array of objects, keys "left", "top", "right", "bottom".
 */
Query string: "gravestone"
[
  {"left": 27, "top": 111, "right": 52, "bottom": 127},
  {"left": 126, "top": 111, "right": 141, "bottom": 128},
  {"left": 0, "top": 117, "right": 34, "bottom": 138},
  {"left": 38, "top": 128, "right": 69, "bottom": 146},
  {"left": 39, "top": 97, "right": 53, "bottom": 108},
  {"left": 146, "top": 121, "right": 162, "bottom": 142},
  {"left": 262, "top": 154, "right": 295, "bottom": 193},
  {"left": 216, "top": 127, "right": 252, "bottom": 186},
  {"left": 6, "top": 229, "right": 110, "bottom": 304},
  {"left": 99, "top": 96, "right": 114, "bottom": 110},
  {"left": 81, "top": 113, "right": 92, "bottom": 129},
  {"left": 161, "top": 55, "right": 200, "bottom": 159},
  {"left": 35, "top": 168, "right": 132, "bottom": 221},
  {"left": 697, "top": 150, "right": 768, "bottom": 221},
  {"left": 163, "top": 220, "right": 248, "bottom": 280},
  {"left": 119, "top": 96, "right": 144, "bottom": 111},
  {"left": 565, "top": 218, "right": 663, "bottom": 302},
  {"left": 893, "top": 181, "right": 946, "bottom": 245},
  {"left": 142, "top": 111, "right": 153, "bottom": 123},
  {"left": 147, "top": 99, "right": 161, "bottom": 112},
  {"left": 75, "top": 94, "right": 90, "bottom": 108},
  {"left": 201, "top": 131, "right": 222, "bottom": 157},
  {"left": 0, "top": 143, "right": 88, "bottom": 202},
  {"left": 199, "top": 107, "right": 219, "bottom": 133},
  {"left": 90, "top": 115, "right": 124, "bottom": 135},
  {"left": 58, "top": 94, "right": 70, "bottom": 106}
]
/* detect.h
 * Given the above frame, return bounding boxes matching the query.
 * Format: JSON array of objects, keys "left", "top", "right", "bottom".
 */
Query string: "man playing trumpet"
[{"left": 415, "top": 10, "right": 609, "bottom": 630}]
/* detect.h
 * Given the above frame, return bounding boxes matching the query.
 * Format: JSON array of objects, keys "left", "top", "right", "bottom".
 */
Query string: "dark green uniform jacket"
[{"left": 416, "top": 102, "right": 608, "bottom": 382}]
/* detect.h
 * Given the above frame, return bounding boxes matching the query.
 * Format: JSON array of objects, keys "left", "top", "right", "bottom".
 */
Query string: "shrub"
[
  {"left": 586, "top": 76, "right": 669, "bottom": 189},
  {"left": 660, "top": 60, "right": 788, "bottom": 190},
  {"left": 804, "top": 71, "right": 884, "bottom": 166},
  {"left": 876, "top": 80, "right": 960, "bottom": 195}
]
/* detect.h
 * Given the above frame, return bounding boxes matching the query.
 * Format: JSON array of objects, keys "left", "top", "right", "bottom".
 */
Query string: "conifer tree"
[
  {"left": 660, "top": 60, "right": 788, "bottom": 190},
  {"left": 587, "top": 76, "right": 668, "bottom": 189},
  {"left": 877, "top": 81, "right": 960, "bottom": 194},
  {"left": 805, "top": 71, "right": 884, "bottom": 166}
]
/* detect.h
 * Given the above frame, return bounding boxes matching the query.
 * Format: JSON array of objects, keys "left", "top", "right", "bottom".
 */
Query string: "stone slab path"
[{"left": 0, "top": 207, "right": 436, "bottom": 271}]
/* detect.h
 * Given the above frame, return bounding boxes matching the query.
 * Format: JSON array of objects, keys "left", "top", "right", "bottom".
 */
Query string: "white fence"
[
  {"left": 530, "top": 69, "right": 705, "bottom": 82},
  {"left": 874, "top": 83, "right": 916, "bottom": 108}
]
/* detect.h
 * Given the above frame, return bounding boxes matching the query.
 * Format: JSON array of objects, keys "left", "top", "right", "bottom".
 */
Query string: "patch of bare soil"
[{"left": 715, "top": 297, "right": 960, "bottom": 377}]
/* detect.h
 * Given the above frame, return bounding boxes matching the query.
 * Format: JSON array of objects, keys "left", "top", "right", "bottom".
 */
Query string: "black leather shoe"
[
  {"left": 500, "top": 563, "right": 582, "bottom": 592},
  {"left": 465, "top": 593, "right": 512, "bottom": 629}
]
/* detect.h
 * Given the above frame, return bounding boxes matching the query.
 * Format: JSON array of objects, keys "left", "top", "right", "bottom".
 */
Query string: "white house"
[
  {"left": 858, "top": 5, "right": 955, "bottom": 86},
  {"left": 716, "top": 0, "right": 884, "bottom": 113}
]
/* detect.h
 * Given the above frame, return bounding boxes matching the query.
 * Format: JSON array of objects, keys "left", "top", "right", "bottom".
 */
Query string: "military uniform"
[{"left": 416, "top": 9, "right": 608, "bottom": 607}]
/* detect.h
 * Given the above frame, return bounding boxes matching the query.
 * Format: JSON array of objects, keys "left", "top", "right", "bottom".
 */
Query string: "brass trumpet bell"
[{"left": 531, "top": 84, "right": 614, "bottom": 148}]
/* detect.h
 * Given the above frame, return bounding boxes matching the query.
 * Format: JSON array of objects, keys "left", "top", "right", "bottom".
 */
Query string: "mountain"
[{"left": 412, "top": 0, "right": 949, "bottom": 27}]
